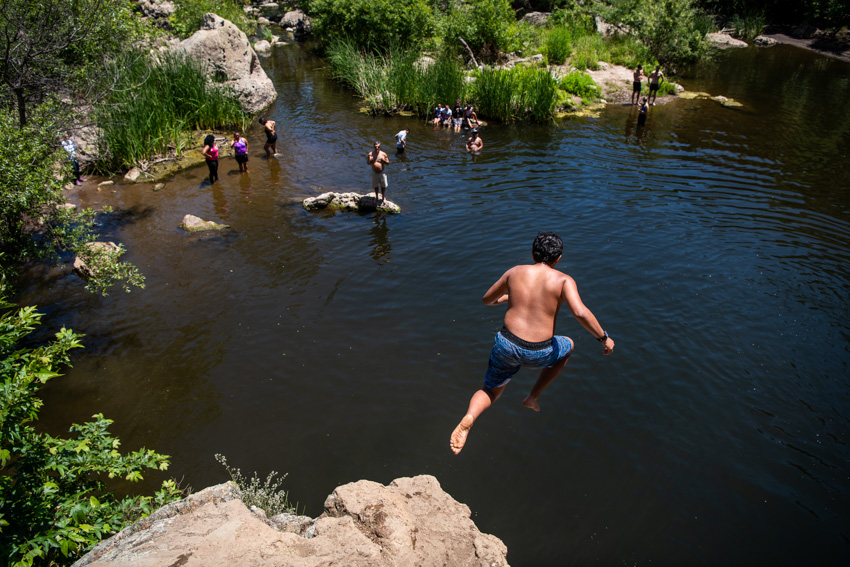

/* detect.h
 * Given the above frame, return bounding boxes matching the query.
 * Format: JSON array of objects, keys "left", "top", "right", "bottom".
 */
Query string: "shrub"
[
  {"left": 97, "top": 51, "right": 249, "bottom": 171},
  {"left": 171, "top": 0, "right": 254, "bottom": 39},
  {"left": 572, "top": 34, "right": 605, "bottom": 70},
  {"left": 309, "top": 0, "right": 434, "bottom": 51},
  {"left": 0, "top": 298, "right": 182, "bottom": 565},
  {"left": 559, "top": 71, "right": 601, "bottom": 102},
  {"left": 730, "top": 10, "right": 766, "bottom": 42},
  {"left": 215, "top": 454, "right": 299, "bottom": 517},
  {"left": 546, "top": 27, "right": 573, "bottom": 65}
]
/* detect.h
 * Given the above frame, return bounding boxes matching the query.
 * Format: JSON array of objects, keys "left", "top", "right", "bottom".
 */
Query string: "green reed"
[
  {"left": 472, "top": 66, "right": 558, "bottom": 122},
  {"left": 97, "top": 51, "right": 248, "bottom": 170},
  {"left": 325, "top": 40, "right": 466, "bottom": 116},
  {"left": 545, "top": 27, "right": 573, "bottom": 65}
]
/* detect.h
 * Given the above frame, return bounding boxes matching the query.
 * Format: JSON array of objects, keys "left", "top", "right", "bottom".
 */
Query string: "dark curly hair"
[{"left": 532, "top": 232, "right": 563, "bottom": 264}]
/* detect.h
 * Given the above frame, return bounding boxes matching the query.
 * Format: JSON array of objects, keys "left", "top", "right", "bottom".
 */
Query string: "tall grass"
[
  {"left": 730, "top": 11, "right": 765, "bottom": 42},
  {"left": 546, "top": 27, "right": 573, "bottom": 65},
  {"left": 473, "top": 66, "right": 558, "bottom": 122},
  {"left": 97, "top": 51, "right": 249, "bottom": 170},
  {"left": 325, "top": 40, "right": 466, "bottom": 115}
]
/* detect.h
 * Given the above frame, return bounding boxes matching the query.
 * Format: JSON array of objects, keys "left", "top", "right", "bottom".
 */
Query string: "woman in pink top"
[{"left": 202, "top": 134, "right": 219, "bottom": 184}]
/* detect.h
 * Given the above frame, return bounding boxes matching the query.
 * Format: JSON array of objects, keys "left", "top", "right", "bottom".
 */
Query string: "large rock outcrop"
[
  {"left": 73, "top": 475, "right": 509, "bottom": 567},
  {"left": 175, "top": 13, "right": 277, "bottom": 114}
]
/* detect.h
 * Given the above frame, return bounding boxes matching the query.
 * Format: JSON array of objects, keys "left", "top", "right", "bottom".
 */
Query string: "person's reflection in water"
[
  {"left": 238, "top": 169, "right": 253, "bottom": 201},
  {"left": 212, "top": 183, "right": 229, "bottom": 219},
  {"left": 268, "top": 154, "right": 281, "bottom": 185},
  {"left": 369, "top": 215, "right": 391, "bottom": 264}
]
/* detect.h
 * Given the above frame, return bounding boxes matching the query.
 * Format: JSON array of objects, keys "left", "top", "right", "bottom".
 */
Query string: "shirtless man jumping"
[
  {"left": 366, "top": 141, "right": 390, "bottom": 203},
  {"left": 450, "top": 232, "right": 615, "bottom": 455}
]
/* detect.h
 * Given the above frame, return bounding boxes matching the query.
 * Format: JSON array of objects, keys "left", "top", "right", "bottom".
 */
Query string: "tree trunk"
[{"left": 14, "top": 88, "right": 27, "bottom": 127}]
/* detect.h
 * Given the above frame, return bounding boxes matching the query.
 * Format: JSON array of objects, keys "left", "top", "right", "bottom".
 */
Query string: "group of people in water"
[
  {"left": 432, "top": 100, "right": 481, "bottom": 131},
  {"left": 201, "top": 118, "right": 278, "bottom": 183},
  {"left": 631, "top": 64, "right": 665, "bottom": 126}
]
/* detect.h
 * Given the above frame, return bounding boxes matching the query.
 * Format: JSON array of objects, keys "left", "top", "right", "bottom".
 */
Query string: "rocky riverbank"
[{"left": 72, "top": 475, "right": 509, "bottom": 567}]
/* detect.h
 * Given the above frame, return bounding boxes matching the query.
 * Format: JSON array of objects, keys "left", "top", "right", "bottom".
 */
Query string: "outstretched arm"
[{"left": 562, "top": 276, "right": 614, "bottom": 354}]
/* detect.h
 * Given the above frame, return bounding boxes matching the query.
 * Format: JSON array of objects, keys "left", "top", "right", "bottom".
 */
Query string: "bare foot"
[
  {"left": 450, "top": 414, "right": 475, "bottom": 454},
  {"left": 522, "top": 396, "right": 541, "bottom": 412}
]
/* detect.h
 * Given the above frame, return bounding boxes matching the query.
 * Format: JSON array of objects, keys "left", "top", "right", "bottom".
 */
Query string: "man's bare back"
[{"left": 450, "top": 232, "right": 614, "bottom": 454}]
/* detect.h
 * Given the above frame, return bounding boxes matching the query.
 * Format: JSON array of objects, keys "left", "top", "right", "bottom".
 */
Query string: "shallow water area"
[{"left": 17, "top": 44, "right": 850, "bottom": 565}]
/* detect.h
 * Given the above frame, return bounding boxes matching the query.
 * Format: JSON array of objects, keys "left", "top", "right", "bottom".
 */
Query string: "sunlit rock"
[
  {"left": 303, "top": 192, "right": 401, "bottom": 214},
  {"left": 180, "top": 214, "right": 229, "bottom": 232}
]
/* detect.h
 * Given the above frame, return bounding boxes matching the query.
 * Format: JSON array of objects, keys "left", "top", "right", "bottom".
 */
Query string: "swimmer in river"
[
  {"left": 450, "top": 232, "right": 615, "bottom": 455},
  {"left": 366, "top": 141, "right": 390, "bottom": 203},
  {"left": 466, "top": 128, "right": 483, "bottom": 152}
]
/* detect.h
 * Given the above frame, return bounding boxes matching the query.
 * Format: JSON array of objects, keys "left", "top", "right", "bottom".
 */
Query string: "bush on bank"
[{"left": 0, "top": 297, "right": 182, "bottom": 566}]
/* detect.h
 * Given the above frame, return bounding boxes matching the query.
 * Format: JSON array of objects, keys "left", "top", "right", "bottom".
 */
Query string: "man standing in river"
[
  {"left": 450, "top": 232, "right": 615, "bottom": 455},
  {"left": 466, "top": 128, "right": 483, "bottom": 152},
  {"left": 366, "top": 141, "right": 390, "bottom": 203},
  {"left": 648, "top": 65, "right": 664, "bottom": 106}
]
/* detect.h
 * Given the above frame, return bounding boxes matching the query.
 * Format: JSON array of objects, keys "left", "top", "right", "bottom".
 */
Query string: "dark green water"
[{"left": 18, "top": 43, "right": 850, "bottom": 565}]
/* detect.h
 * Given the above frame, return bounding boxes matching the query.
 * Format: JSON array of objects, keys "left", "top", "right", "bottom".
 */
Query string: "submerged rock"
[
  {"left": 72, "top": 476, "right": 508, "bottom": 567},
  {"left": 180, "top": 214, "right": 229, "bottom": 232},
  {"left": 303, "top": 192, "right": 401, "bottom": 214},
  {"left": 175, "top": 13, "right": 277, "bottom": 115}
]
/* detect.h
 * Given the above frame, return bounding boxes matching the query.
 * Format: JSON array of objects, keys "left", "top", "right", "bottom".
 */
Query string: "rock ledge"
[{"left": 73, "top": 475, "right": 508, "bottom": 567}]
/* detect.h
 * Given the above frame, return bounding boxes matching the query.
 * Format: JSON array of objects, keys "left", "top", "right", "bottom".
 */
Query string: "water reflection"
[{"left": 368, "top": 215, "right": 391, "bottom": 264}]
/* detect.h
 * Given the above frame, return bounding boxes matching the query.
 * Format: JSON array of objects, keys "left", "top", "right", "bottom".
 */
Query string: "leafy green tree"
[
  {"left": 0, "top": 108, "right": 144, "bottom": 295},
  {"left": 599, "top": 0, "right": 709, "bottom": 69},
  {"left": 440, "top": 0, "right": 516, "bottom": 60},
  {"left": 0, "top": 297, "right": 182, "bottom": 566},
  {"left": 308, "top": 0, "right": 435, "bottom": 50},
  {"left": 170, "top": 0, "right": 255, "bottom": 39},
  {"left": 0, "top": 0, "right": 144, "bottom": 127}
]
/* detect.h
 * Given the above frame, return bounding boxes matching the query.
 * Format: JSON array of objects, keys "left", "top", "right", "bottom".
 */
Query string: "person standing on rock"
[
  {"left": 366, "top": 141, "right": 389, "bottom": 203},
  {"left": 631, "top": 64, "right": 645, "bottom": 105},
  {"left": 202, "top": 134, "right": 219, "bottom": 184},
  {"left": 449, "top": 232, "right": 615, "bottom": 455},
  {"left": 648, "top": 65, "right": 664, "bottom": 106},
  {"left": 231, "top": 132, "right": 249, "bottom": 173},
  {"left": 259, "top": 118, "right": 278, "bottom": 158}
]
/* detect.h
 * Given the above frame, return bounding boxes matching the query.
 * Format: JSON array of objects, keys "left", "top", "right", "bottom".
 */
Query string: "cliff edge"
[{"left": 72, "top": 475, "right": 509, "bottom": 567}]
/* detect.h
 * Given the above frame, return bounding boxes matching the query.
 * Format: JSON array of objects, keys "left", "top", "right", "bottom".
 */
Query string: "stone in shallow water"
[
  {"left": 303, "top": 192, "right": 401, "bottom": 214},
  {"left": 180, "top": 214, "right": 229, "bottom": 232}
]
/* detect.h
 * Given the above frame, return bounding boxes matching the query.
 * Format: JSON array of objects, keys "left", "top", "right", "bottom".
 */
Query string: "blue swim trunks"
[{"left": 484, "top": 328, "right": 572, "bottom": 390}]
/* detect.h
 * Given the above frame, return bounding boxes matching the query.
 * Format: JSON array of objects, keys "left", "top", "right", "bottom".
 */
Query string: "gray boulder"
[
  {"left": 73, "top": 242, "right": 121, "bottom": 281},
  {"left": 253, "top": 40, "right": 271, "bottom": 54},
  {"left": 180, "top": 214, "right": 229, "bottom": 232},
  {"left": 175, "top": 13, "right": 277, "bottom": 115},
  {"left": 303, "top": 192, "right": 401, "bottom": 214},
  {"left": 137, "top": 0, "right": 175, "bottom": 19},
  {"left": 753, "top": 35, "right": 778, "bottom": 47},
  {"left": 707, "top": 32, "right": 748, "bottom": 48},
  {"left": 281, "top": 10, "right": 311, "bottom": 31},
  {"left": 520, "top": 12, "right": 550, "bottom": 27}
]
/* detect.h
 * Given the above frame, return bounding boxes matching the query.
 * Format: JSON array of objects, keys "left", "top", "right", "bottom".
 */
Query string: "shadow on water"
[{"left": 14, "top": 42, "right": 850, "bottom": 566}]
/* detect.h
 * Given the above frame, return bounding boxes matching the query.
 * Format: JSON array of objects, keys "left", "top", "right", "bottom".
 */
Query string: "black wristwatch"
[{"left": 597, "top": 331, "right": 609, "bottom": 343}]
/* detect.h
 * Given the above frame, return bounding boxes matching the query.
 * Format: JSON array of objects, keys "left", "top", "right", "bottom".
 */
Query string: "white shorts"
[{"left": 370, "top": 170, "right": 388, "bottom": 188}]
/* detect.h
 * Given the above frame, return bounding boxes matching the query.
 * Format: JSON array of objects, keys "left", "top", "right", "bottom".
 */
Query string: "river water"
[{"left": 17, "top": 43, "right": 850, "bottom": 565}]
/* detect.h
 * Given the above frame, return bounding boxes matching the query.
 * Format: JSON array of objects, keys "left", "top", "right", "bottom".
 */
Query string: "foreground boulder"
[
  {"left": 73, "top": 475, "right": 509, "bottom": 567},
  {"left": 73, "top": 242, "right": 120, "bottom": 280},
  {"left": 707, "top": 32, "right": 748, "bottom": 48},
  {"left": 175, "top": 13, "right": 277, "bottom": 114},
  {"left": 303, "top": 192, "right": 401, "bottom": 214}
]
